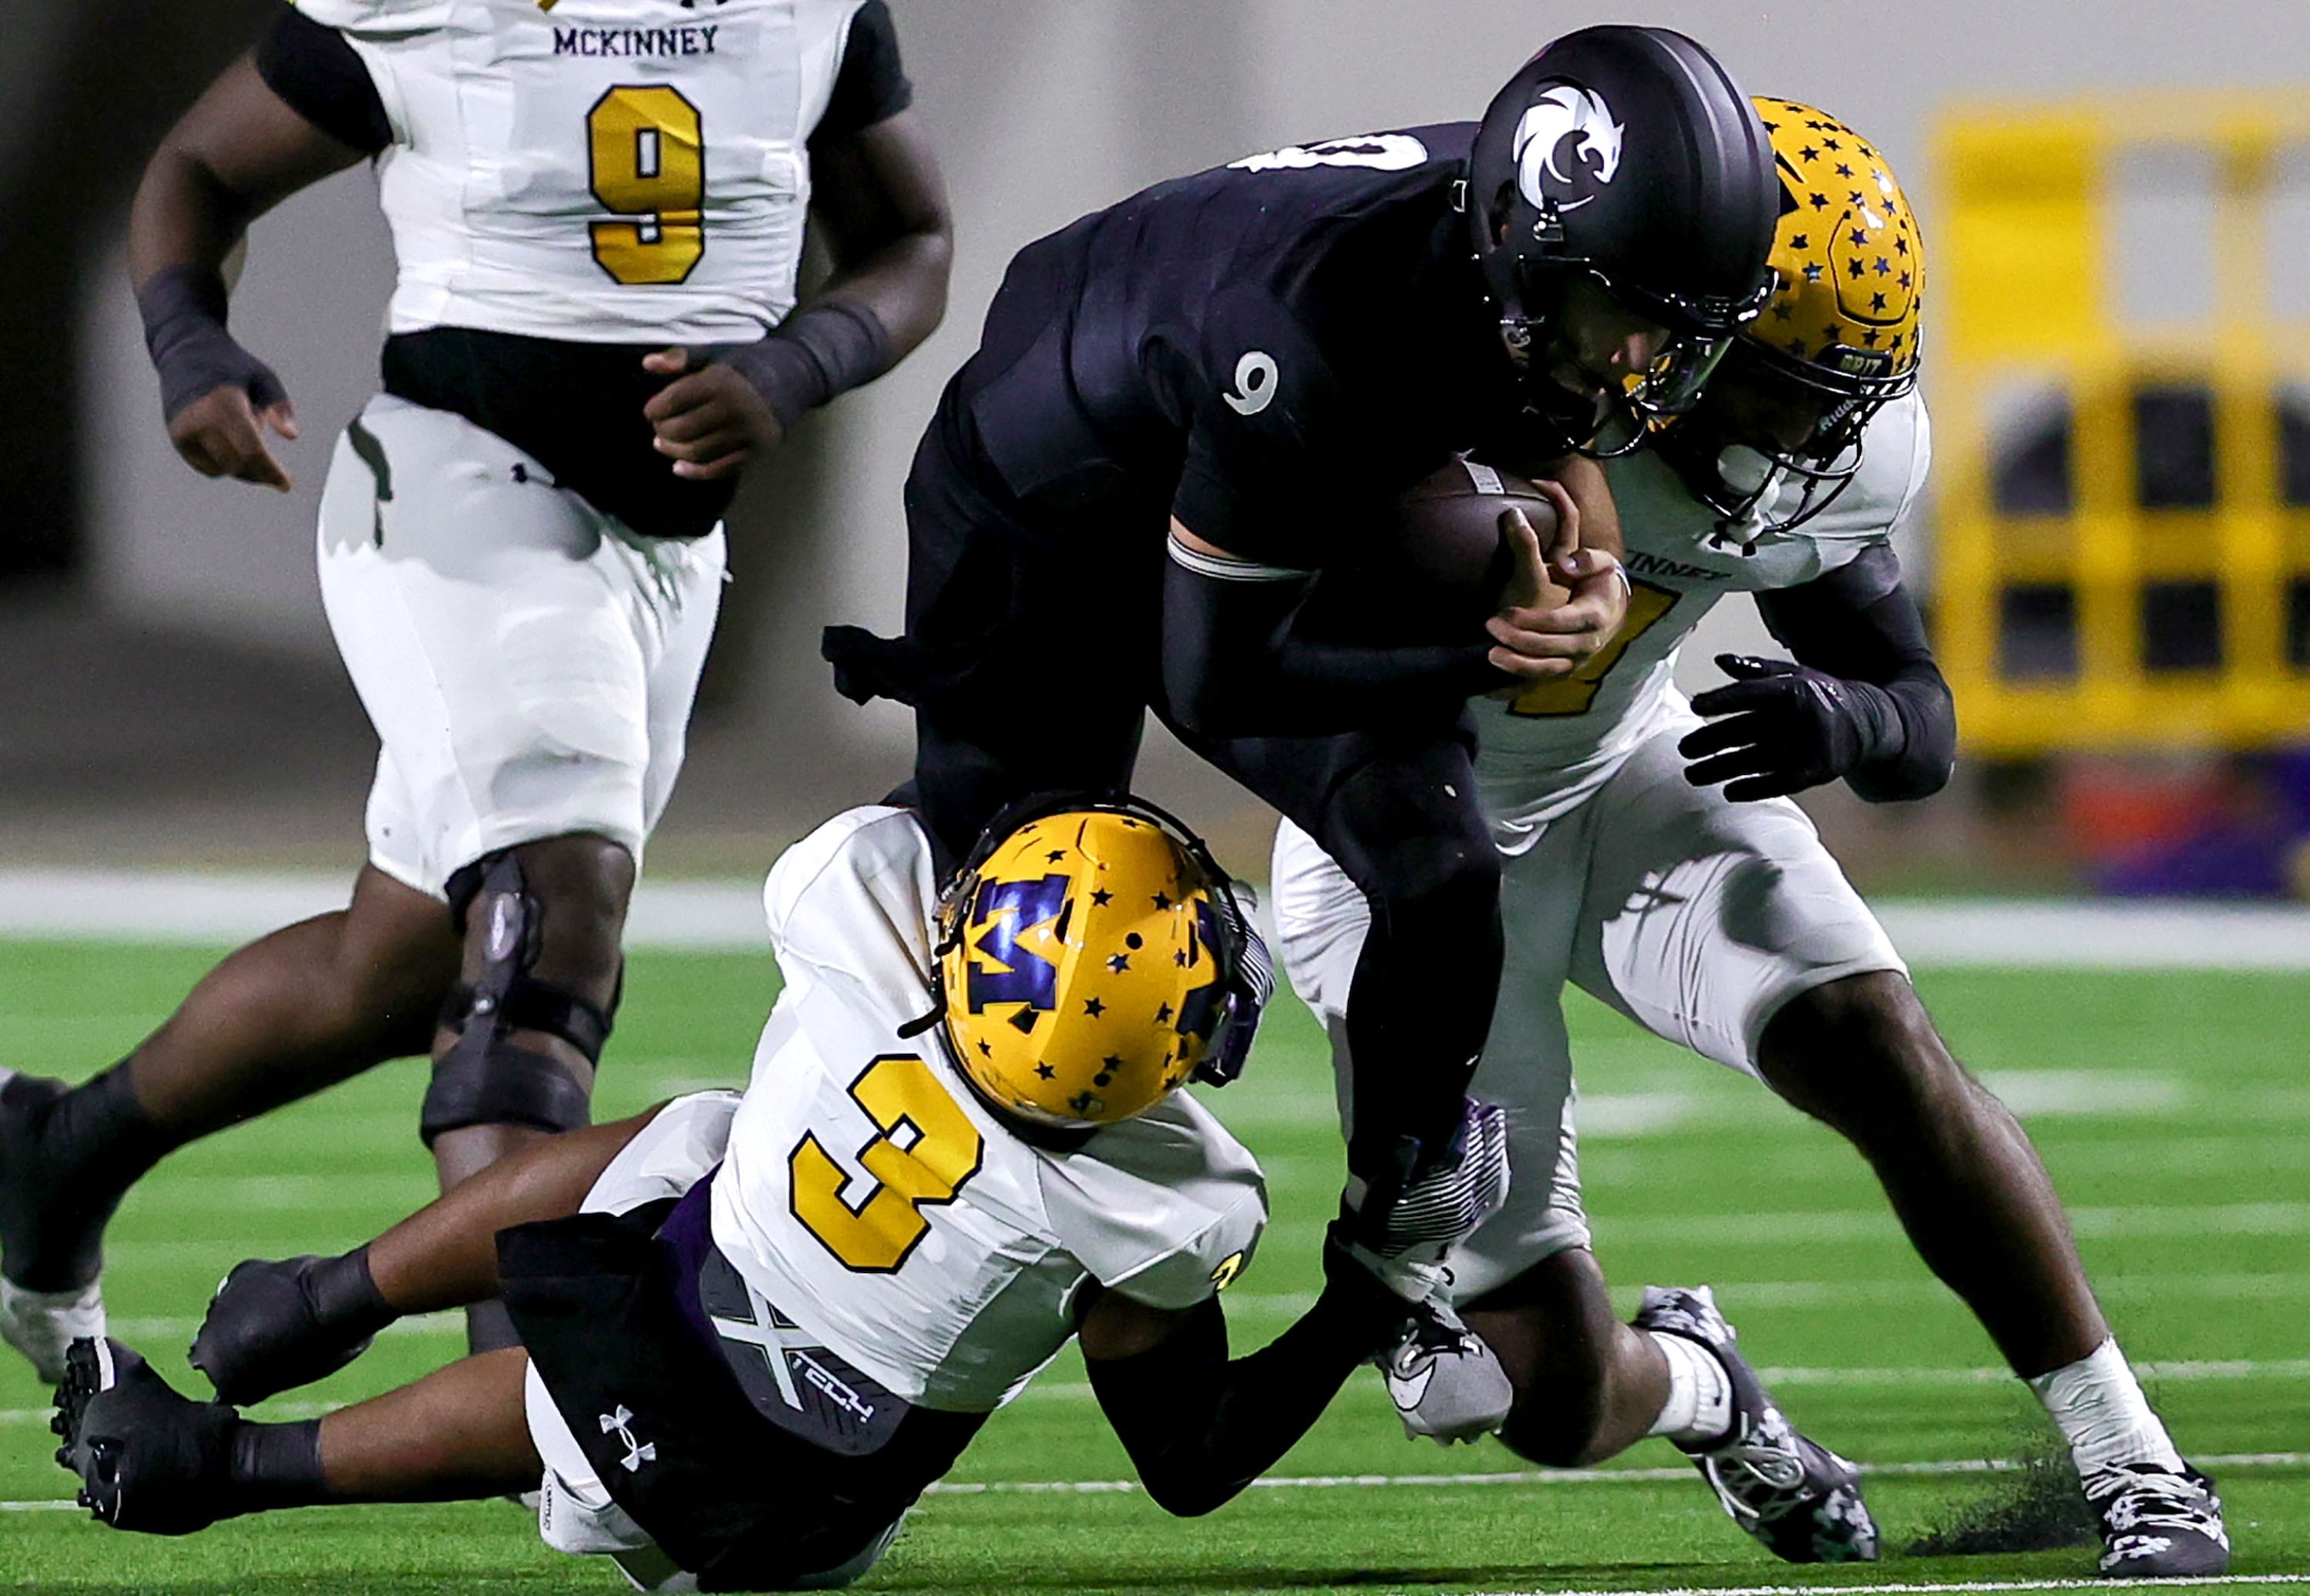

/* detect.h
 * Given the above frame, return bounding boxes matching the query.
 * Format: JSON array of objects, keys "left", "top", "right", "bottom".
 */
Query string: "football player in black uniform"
[{"left": 824, "top": 25, "right": 1780, "bottom": 1265}]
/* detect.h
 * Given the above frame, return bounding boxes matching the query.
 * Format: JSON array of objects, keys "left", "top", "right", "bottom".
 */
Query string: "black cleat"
[
  {"left": 0, "top": 1068, "right": 109, "bottom": 1382},
  {"left": 53, "top": 1338, "right": 241, "bottom": 1536},
  {"left": 2086, "top": 1462, "right": 2230, "bottom": 1576},
  {"left": 192, "top": 1255, "right": 390, "bottom": 1406},
  {"left": 1637, "top": 1285, "right": 1879, "bottom": 1564}
]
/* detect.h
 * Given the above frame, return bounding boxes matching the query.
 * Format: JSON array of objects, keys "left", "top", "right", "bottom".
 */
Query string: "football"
[{"left": 1332, "top": 456, "right": 1564, "bottom": 645}]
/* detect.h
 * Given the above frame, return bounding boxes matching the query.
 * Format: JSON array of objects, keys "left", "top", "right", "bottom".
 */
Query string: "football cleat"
[
  {"left": 0, "top": 1067, "right": 110, "bottom": 1382},
  {"left": 1379, "top": 1300, "right": 1514, "bottom": 1446},
  {"left": 53, "top": 1338, "right": 240, "bottom": 1536},
  {"left": 191, "top": 1254, "right": 392, "bottom": 1406},
  {"left": 2084, "top": 1462, "right": 2230, "bottom": 1576},
  {"left": 1, "top": 1277, "right": 106, "bottom": 1387},
  {"left": 1637, "top": 1285, "right": 1878, "bottom": 1563}
]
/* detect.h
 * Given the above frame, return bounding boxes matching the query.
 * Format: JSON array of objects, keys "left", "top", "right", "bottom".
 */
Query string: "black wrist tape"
[
  {"left": 719, "top": 299, "right": 893, "bottom": 430},
  {"left": 136, "top": 264, "right": 286, "bottom": 423},
  {"left": 229, "top": 1417, "right": 328, "bottom": 1512},
  {"left": 311, "top": 1244, "right": 398, "bottom": 1334}
]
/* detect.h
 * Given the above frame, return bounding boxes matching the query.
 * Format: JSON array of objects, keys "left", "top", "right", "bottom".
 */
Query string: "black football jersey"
[{"left": 960, "top": 125, "right": 1525, "bottom": 571}]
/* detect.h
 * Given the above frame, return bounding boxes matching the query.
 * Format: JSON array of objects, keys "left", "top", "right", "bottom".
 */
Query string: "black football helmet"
[{"left": 1468, "top": 25, "right": 1779, "bottom": 456}]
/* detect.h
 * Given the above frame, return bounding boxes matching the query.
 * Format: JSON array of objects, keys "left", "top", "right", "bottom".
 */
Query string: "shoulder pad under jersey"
[{"left": 290, "top": 0, "right": 458, "bottom": 37}]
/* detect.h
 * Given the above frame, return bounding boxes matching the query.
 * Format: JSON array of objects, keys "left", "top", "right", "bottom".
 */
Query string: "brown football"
[{"left": 1328, "top": 456, "right": 1563, "bottom": 645}]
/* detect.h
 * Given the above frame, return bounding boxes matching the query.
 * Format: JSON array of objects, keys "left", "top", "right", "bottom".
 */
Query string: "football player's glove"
[
  {"left": 1346, "top": 1097, "right": 1512, "bottom": 1265},
  {"left": 1679, "top": 654, "right": 1908, "bottom": 801},
  {"left": 1379, "top": 1301, "right": 1515, "bottom": 1446},
  {"left": 190, "top": 1250, "right": 396, "bottom": 1406}
]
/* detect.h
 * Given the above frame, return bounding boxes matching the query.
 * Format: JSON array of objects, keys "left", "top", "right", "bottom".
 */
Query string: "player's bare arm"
[
  {"left": 127, "top": 55, "right": 369, "bottom": 492},
  {"left": 645, "top": 110, "right": 954, "bottom": 480},
  {"left": 1076, "top": 1234, "right": 1415, "bottom": 1517},
  {"left": 187, "top": 1110, "right": 661, "bottom": 1407}
]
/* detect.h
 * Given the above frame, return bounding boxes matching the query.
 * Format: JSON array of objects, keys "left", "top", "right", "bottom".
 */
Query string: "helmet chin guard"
[{"left": 1468, "top": 25, "right": 1779, "bottom": 454}]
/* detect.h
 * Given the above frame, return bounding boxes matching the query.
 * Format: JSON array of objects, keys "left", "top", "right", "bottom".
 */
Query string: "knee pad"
[{"left": 423, "top": 850, "right": 613, "bottom": 1146}]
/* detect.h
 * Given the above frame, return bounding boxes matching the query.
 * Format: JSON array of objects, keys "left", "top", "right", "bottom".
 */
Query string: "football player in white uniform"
[
  {"left": 1271, "top": 101, "right": 2228, "bottom": 1577},
  {"left": 54, "top": 801, "right": 1441, "bottom": 1588},
  {"left": 2, "top": 1, "right": 951, "bottom": 1374}
]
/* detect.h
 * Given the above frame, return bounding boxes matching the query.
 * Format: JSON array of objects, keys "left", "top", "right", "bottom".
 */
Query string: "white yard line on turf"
[
  {"left": 914, "top": 1452, "right": 2310, "bottom": 1497},
  {"left": 7, "top": 874, "right": 2310, "bottom": 966},
  {"left": 8, "top": 1452, "right": 2306, "bottom": 1515}
]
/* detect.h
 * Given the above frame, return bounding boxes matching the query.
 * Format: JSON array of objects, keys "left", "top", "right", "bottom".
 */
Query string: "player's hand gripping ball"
[{"left": 1356, "top": 457, "right": 1565, "bottom": 644}]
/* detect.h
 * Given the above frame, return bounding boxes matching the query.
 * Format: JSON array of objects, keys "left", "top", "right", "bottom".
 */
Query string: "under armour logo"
[{"left": 598, "top": 1405, "right": 658, "bottom": 1473}]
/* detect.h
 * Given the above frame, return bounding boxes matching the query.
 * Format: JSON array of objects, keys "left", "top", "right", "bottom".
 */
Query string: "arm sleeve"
[
  {"left": 1085, "top": 1268, "right": 1408, "bottom": 1517},
  {"left": 1753, "top": 541, "right": 1956, "bottom": 803},
  {"left": 255, "top": 8, "right": 392, "bottom": 155},
  {"left": 1161, "top": 536, "right": 1503, "bottom": 739},
  {"left": 811, "top": 0, "right": 913, "bottom": 144}
]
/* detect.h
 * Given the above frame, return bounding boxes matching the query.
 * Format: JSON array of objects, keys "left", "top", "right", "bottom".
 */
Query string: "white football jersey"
[
  {"left": 710, "top": 806, "right": 1268, "bottom": 1414},
  {"left": 296, "top": 0, "right": 870, "bottom": 342},
  {"left": 1473, "top": 390, "right": 1933, "bottom": 838}
]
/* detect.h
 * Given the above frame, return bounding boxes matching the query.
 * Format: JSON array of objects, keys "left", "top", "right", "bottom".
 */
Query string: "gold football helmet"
[
  {"left": 1749, "top": 96, "right": 1923, "bottom": 398},
  {"left": 933, "top": 799, "right": 1268, "bottom": 1131},
  {"left": 1672, "top": 99, "right": 1926, "bottom": 540}
]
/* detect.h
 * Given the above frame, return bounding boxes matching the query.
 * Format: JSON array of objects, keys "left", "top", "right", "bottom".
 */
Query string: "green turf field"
[{"left": 0, "top": 941, "right": 2303, "bottom": 1593}]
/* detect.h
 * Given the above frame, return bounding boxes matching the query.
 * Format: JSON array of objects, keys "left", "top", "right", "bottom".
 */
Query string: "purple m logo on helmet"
[{"left": 964, "top": 875, "right": 1069, "bottom": 1026}]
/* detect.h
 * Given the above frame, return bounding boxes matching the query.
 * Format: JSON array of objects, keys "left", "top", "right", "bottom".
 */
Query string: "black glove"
[
  {"left": 1679, "top": 654, "right": 1908, "bottom": 802},
  {"left": 190, "top": 1249, "right": 396, "bottom": 1406}
]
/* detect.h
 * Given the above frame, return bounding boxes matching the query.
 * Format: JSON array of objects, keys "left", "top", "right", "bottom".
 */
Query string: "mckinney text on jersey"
[{"left": 552, "top": 25, "right": 719, "bottom": 57}]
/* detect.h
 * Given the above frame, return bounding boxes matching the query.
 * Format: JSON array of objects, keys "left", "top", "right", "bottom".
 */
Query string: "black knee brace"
[{"left": 422, "top": 850, "right": 614, "bottom": 1146}]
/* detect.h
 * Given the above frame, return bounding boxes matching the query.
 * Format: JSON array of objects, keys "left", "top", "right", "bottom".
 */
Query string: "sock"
[
  {"left": 41, "top": 1063, "right": 173, "bottom": 1194},
  {"left": 3, "top": 1064, "right": 172, "bottom": 1291},
  {"left": 2027, "top": 1338, "right": 2185, "bottom": 1474},
  {"left": 229, "top": 1417, "right": 329, "bottom": 1512},
  {"left": 1645, "top": 1330, "right": 1735, "bottom": 1447}
]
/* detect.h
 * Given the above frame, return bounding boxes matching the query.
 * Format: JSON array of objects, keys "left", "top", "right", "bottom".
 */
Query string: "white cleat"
[{"left": 1, "top": 1276, "right": 107, "bottom": 1386}]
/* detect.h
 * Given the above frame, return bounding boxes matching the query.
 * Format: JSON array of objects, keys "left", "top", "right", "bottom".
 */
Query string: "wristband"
[
  {"left": 717, "top": 298, "right": 894, "bottom": 431},
  {"left": 136, "top": 265, "right": 287, "bottom": 423}
]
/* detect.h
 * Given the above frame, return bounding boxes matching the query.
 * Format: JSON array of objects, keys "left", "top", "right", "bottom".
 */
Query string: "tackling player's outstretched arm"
[
  {"left": 127, "top": 48, "right": 377, "bottom": 491},
  {"left": 1679, "top": 542, "right": 1956, "bottom": 803},
  {"left": 1079, "top": 1231, "right": 1414, "bottom": 1517}
]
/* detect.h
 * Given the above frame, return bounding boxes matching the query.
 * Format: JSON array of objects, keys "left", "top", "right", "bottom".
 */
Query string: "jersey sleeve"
[
  {"left": 256, "top": 6, "right": 393, "bottom": 154},
  {"left": 812, "top": 0, "right": 913, "bottom": 140},
  {"left": 762, "top": 805, "right": 940, "bottom": 985},
  {"left": 1167, "top": 292, "right": 1392, "bottom": 572},
  {"left": 1042, "top": 1106, "right": 1268, "bottom": 1311}
]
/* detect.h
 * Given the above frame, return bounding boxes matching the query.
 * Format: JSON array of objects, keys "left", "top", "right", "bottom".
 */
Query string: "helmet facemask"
[{"left": 1667, "top": 337, "right": 1913, "bottom": 546}]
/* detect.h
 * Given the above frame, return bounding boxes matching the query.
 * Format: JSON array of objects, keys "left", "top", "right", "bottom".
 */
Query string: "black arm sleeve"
[
  {"left": 1161, "top": 551, "right": 1504, "bottom": 740},
  {"left": 1086, "top": 1268, "right": 1409, "bottom": 1517},
  {"left": 810, "top": 0, "right": 913, "bottom": 146},
  {"left": 1753, "top": 542, "right": 1957, "bottom": 803},
  {"left": 254, "top": 8, "right": 392, "bottom": 156}
]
